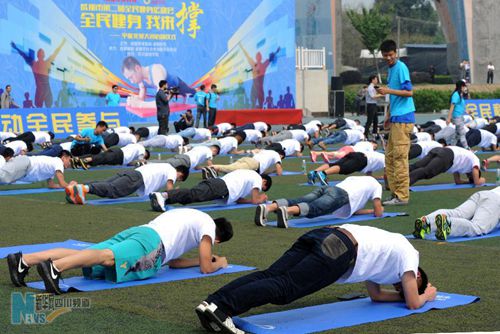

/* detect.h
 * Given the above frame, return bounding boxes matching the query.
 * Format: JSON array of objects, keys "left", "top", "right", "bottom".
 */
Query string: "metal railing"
[{"left": 296, "top": 47, "right": 326, "bottom": 70}]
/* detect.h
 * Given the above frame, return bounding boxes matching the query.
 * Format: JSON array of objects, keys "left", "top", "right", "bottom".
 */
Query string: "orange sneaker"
[
  {"left": 65, "top": 186, "right": 77, "bottom": 204},
  {"left": 74, "top": 185, "right": 88, "bottom": 205}
]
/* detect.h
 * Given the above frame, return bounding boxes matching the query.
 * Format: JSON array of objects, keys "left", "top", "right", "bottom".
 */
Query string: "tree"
[
  {"left": 375, "top": 0, "right": 439, "bottom": 35},
  {"left": 346, "top": 7, "right": 392, "bottom": 81}
]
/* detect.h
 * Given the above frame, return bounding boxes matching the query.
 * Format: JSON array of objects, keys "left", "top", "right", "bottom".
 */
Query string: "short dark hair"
[
  {"left": 144, "top": 149, "right": 151, "bottom": 160},
  {"left": 368, "top": 74, "right": 378, "bottom": 84},
  {"left": 276, "top": 149, "right": 286, "bottom": 158},
  {"left": 1, "top": 147, "right": 14, "bottom": 159},
  {"left": 380, "top": 39, "right": 397, "bottom": 53},
  {"left": 5, "top": 84, "right": 11, "bottom": 89},
  {"left": 211, "top": 145, "right": 221, "bottom": 155},
  {"left": 211, "top": 84, "right": 217, "bottom": 89},
  {"left": 58, "top": 150, "right": 73, "bottom": 158},
  {"left": 266, "top": 123, "right": 272, "bottom": 132},
  {"left": 186, "top": 109, "right": 192, "bottom": 114},
  {"left": 214, "top": 217, "right": 233, "bottom": 243},
  {"left": 200, "top": 84, "right": 205, "bottom": 91},
  {"left": 299, "top": 143, "right": 305, "bottom": 152},
  {"left": 112, "top": 85, "right": 118, "bottom": 89},
  {"left": 260, "top": 174, "right": 272, "bottom": 191},
  {"left": 158, "top": 80, "right": 167, "bottom": 88},
  {"left": 175, "top": 165, "right": 190, "bottom": 181},
  {"left": 417, "top": 267, "right": 428, "bottom": 295},
  {"left": 129, "top": 126, "right": 136, "bottom": 133},
  {"left": 96, "top": 121, "right": 109, "bottom": 128},
  {"left": 48, "top": 131, "right": 55, "bottom": 140},
  {"left": 183, "top": 137, "right": 190, "bottom": 145},
  {"left": 234, "top": 131, "right": 246, "bottom": 143},
  {"left": 122, "top": 56, "right": 141, "bottom": 72}
]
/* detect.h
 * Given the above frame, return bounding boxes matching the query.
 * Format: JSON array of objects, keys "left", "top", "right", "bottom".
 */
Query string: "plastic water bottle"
[
  {"left": 496, "top": 168, "right": 500, "bottom": 186},
  {"left": 157, "top": 153, "right": 161, "bottom": 160},
  {"left": 302, "top": 159, "right": 307, "bottom": 174},
  {"left": 229, "top": 155, "right": 234, "bottom": 164}
]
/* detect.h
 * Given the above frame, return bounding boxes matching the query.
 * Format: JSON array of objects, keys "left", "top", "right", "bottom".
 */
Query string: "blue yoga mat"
[
  {"left": 233, "top": 292, "right": 479, "bottom": 334},
  {"left": 0, "top": 188, "right": 64, "bottom": 196},
  {"left": 410, "top": 183, "right": 496, "bottom": 192},
  {"left": 266, "top": 212, "right": 406, "bottom": 228},
  {"left": 0, "top": 239, "right": 93, "bottom": 258},
  {"left": 190, "top": 170, "right": 302, "bottom": 176},
  {"left": 485, "top": 168, "right": 498, "bottom": 173},
  {"left": 73, "top": 165, "right": 131, "bottom": 171},
  {"left": 476, "top": 150, "right": 498, "bottom": 155},
  {"left": 27, "top": 264, "right": 255, "bottom": 292},
  {"left": 406, "top": 227, "right": 500, "bottom": 243}
]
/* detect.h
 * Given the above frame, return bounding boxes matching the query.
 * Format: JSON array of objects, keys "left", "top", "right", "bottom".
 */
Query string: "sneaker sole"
[
  {"left": 74, "top": 186, "right": 85, "bottom": 205},
  {"left": 201, "top": 169, "right": 208, "bottom": 180},
  {"left": 36, "top": 263, "right": 62, "bottom": 295},
  {"left": 195, "top": 307, "right": 220, "bottom": 332},
  {"left": 254, "top": 205, "right": 266, "bottom": 227},
  {"left": 276, "top": 209, "right": 288, "bottom": 229},
  {"left": 7, "top": 254, "right": 25, "bottom": 287},
  {"left": 65, "top": 187, "right": 77, "bottom": 204},
  {"left": 435, "top": 215, "right": 450, "bottom": 240},
  {"left": 413, "top": 217, "right": 429, "bottom": 239},
  {"left": 149, "top": 193, "right": 164, "bottom": 212},
  {"left": 204, "top": 310, "right": 240, "bottom": 334}
]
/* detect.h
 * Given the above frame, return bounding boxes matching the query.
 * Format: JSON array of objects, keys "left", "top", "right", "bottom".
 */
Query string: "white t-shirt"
[
  {"left": 0, "top": 132, "right": 16, "bottom": 141},
  {"left": 463, "top": 115, "right": 474, "bottom": 124},
  {"left": 344, "top": 118, "right": 357, "bottom": 129},
  {"left": 473, "top": 118, "right": 489, "bottom": 129},
  {"left": 32, "top": 131, "right": 51, "bottom": 144},
  {"left": 19, "top": 156, "right": 64, "bottom": 182},
  {"left": 334, "top": 176, "right": 382, "bottom": 218},
  {"left": 121, "top": 144, "right": 146, "bottom": 165},
  {"left": 60, "top": 142, "right": 72, "bottom": 151},
  {"left": 352, "top": 141, "right": 374, "bottom": 153},
  {"left": 253, "top": 122, "right": 268, "bottom": 132},
  {"left": 113, "top": 126, "right": 132, "bottom": 134},
  {"left": 344, "top": 129, "right": 365, "bottom": 145},
  {"left": 143, "top": 208, "right": 215, "bottom": 265},
  {"left": 163, "top": 135, "right": 185, "bottom": 149},
  {"left": 252, "top": 150, "right": 281, "bottom": 174},
  {"left": 117, "top": 133, "right": 137, "bottom": 146},
  {"left": 5, "top": 140, "right": 27, "bottom": 156},
  {"left": 337, "top": 224, "right": 419, "bottom": 285},
  {"left": 304, "top": 120, "right": 321, "bottom": 135},
  {"left": 289, "top": 129, "right": 309, "bottom": 142},
  {"left": 352, "top": 124, "right": 365, "bottom": 133},
  {"left": 495, "top": 123, "right": 500, "bottom": 135},
  {"left": 360, "top": 151, "right": 385, "bottom": 174},
  {"left": 417, "top": 141, "right": 442, "bottom": 159},
  {"left": 217, "top": 136, "right": 238, "bottom": 155},
  {"left": 136, "top": 163, "right": 177, "bottom": 197},
  {"left": 432, "top": 119, "right": 447, "bottom": 130},
  {"left": 415, "top": 132, "right": 432, "bottom": 142},
  {"left": 186, "top": 145, "right": 212, "bottom": 168},
  {"left": 216, "top": 123, "right": 233, "bottom": 134},
  {"left": 0, "top": 155, "right": 5, "bottom": 168},
  {"left": 221, "top": 169, "right": 262, "bottom": 204},
  {"left": 193, "top": 128, "right": 211, "bottom": 141},
  {"left": 243, "top": 129, "right": 263, "bottom": 143},
  {"left": 446, "top": 146, "right": 480, "bottom": 174},
  {"left": 147, "top": 126, "right": 159, "bottom": 140},
  {"left": 478, "top": 129, "right": 497, "bottom": 149},
  {"left": 279, "top": 139, "right": 301, "bottom": 156}
]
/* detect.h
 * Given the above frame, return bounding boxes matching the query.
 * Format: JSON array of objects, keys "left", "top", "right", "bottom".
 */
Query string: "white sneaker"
[
  {"left": 276, "top": 206, "right": 289, "bottom": 228},
  {"left": 195, "top": 301, "right": 220, "bottom": 332},
  {"left": 149, "top": 192, "right": 166, "bottom": 212},
  {"left": 382, "top": 197, "right": 408, "bottom": 206},
  {"left": 205, "top": 303, "right": 245, "bottom": 334},
  {"left": 254, "top": 204, "right": 268, "bottom": 227}
]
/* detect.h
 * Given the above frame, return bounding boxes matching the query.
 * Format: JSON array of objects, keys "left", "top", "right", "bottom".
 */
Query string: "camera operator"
[
  {"left": 194, "top": 85, "right": 208, "bottom": 128},
  {"left": 174, "top": 109, "right": 194, "bottom": 132},
  {"left": 156, "top": 80, "right": 173, "bottom": 135}
]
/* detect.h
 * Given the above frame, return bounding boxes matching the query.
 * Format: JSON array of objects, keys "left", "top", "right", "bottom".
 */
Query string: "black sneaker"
[
  {"left": 254, "top": 204, "right": 268, "bottom": 227},
  {"left": 207, "top": 167, "right": 218, "bottom": 178},
  {"left": 195, "top": 301, "right": 220, "bottom": 332},
  {"left": 70, "top": 158, "right": 78, "bottom": 169},
  {"left": 201, "top": 167, "right": 210, "bottom": 180},
  {"left": 7, "top": 252, "right": 29, "bottom": 287},
  {"left": 149, "top": 192, "right": 166, "bottom": 212},
  {"left": 204, "top": 303, "right": 245, "bottom": 334},
  {"left": 36, "top": 259, "right": 63, "bottom": 295},
  {"left": 276, "top": 206, "right": 289, "bottom": 228}
]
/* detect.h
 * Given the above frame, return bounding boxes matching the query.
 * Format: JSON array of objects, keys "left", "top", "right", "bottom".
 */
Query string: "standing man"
[
  {"left": 194, "top": 85, "right": 208, "bottom": 128},
  {"left": 487, "top": 62, "right": 495, "bottom": 84},
  {"left": 377, "top": 40, "right": 415, "bottom": 206},
  {"left": 105, "top": 85, "right": 121, "bottom": 106},
  {"left": 156, "top": 80, "right": 172, "bottom": 135},
  {"left": 207, "top": 84, "right": 219, "bottom": 127},
  {"left": 1, "top": 85, "right": 19, "bottom": 109}
]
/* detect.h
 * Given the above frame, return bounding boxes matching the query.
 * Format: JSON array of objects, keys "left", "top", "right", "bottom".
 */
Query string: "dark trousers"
[
  {"left": 88, "top": 170, "right": 144, "bottom": 198},
  {"left": 419, "top": 122, "right": 441, "bottom": 134},
  {"left": 104, "top": 133, "right": 119, "bottom": 147},
  {"left": 165, "top": 178, "right": 228, "bottom": 205},
  {"left": 158, "top": 113, "right": 169, "bottom": 135},
  {"left": 409, "top": 147, "right": 454, "bottom": 185},
  {"left": 174, "top": 120, "right": 192, "bottom": 132},
  {"left": 195, "top": 106, "right": 207, "bottom": 128},
  {"left": 30, "top": 144, "right": 63, "bottom": 157},
  {"left": 233, "top": 124, "right": 255, "bottom": 132},
  {"left": 408, "top": 144, "right": 422, "bottom": 160},
  {"left": 208, "top": 107, "right": 217, "bottom": 127},
  {"left": 330, "top": 118, "right": 347, "bottom": 129},
  {"left": 330, "top": 152, "right": 368, "bottom": 175},
  {"left": 487, "top": 71, "right": 494, "bottom": 84},
  {"left": 264, "top": 143, "right": 284, "bottom": 152},
  {"left": 4, "top": 132, "right": 35, "bottom": 149},
  {"left": 364, "top": 104, "right": 379, "bottom": 136},
  {"left": 71, "top": 144, "right": 101, "bottom": 157},
  {"left": 88, "top": 148, "right": 124, "bottom": 166},
  {"left": 286, "top": 124, "right": 306, "bottom": 131},
  {"left": 206, "top": 228, "right": 356, "bottom": 316}
]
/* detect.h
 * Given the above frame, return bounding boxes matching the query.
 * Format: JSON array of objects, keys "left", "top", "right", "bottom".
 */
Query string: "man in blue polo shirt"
[
  {"left": 207, "top": 84, "right": 219, "bottom": 127},
  {"left": 71, "top": 121, "right": 109, "bottom": 156},
  {"left": 105, "top": 85, "right": 121, "bottom": 106},
  {"left": 376, "top": 40, "right": 415, "bottom": 206},
  {"left": 194, "top": 85, "right": 208, "bottom": 128}
]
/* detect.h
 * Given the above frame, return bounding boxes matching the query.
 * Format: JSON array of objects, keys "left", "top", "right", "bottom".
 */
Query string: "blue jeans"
[
  {"left": 206, "top": 228, "right": 356, "bottom": 316},
  {"left": 276, "top": 186, "right": 349, "bottom": 218},
  {"left": 30, "top": 144, "right": 63, "bottom": 157},
  {"left": 178, "top": 127, "right": 196, "bottom": 138},
  {"left": 312, "top": 130, "right": 347, "bottom": 145}
]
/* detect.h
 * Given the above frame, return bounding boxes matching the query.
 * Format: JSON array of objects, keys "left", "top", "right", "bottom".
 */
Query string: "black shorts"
[
  {"left": 329, "top": 152, "right": 368, "bottom": 175},
  {"left": 408, "top": 144, "right": 422, "bottom": 160},
  {"left": 287, "top": 124, "right": 306, "bottom": 130}
]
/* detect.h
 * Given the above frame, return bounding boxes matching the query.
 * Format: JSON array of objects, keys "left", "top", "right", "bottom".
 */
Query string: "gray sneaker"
[
  {"left": 276, "top": 206, "right": 289, "bottom": 228},
  {"left": 382, "top": 197, "right": 408, "bottom": 206},
  {"left": 254, "top": 204, "right": 268, "bottom": 227}
]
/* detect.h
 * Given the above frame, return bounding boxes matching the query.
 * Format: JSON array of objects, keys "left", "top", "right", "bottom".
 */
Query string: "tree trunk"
[{"left": 373, "top": 53, "right": 382, "bottom": 83}]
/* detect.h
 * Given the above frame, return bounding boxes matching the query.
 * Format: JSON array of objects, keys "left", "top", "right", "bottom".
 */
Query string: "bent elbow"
[{"left": 406, "top": 301, "right": 421, "bottom": 310}]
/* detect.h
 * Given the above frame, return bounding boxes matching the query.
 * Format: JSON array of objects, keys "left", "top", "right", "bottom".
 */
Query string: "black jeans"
[
  {"left": 364, "top": 103, "right": 379, "bottom": 136},
  {"left": 206, "top": 228, "right": 356, "bottom": 316},
  {"left": 208, "top": 107, "right": 217, "bottom": 127},
  {"left": 195, "top": 105, "right": 207, "bottom": 128},
  {"left": 409, "top": 147, "right": 454, "bottom": 185},
  {"left": 88, "top": 148, "right": 124, "bottom": 166},
  {"left": 408, "top": 144, "right": 422, "bottom": 160},
  {"left": 158, "top": 113, "right": 169, "bottom": 135},
  {"left": 233, "top": 124, "right": 255, "bottom": 132},
  {"left": 419, "top": 122, "right": 441, "bottom": 135},
  {"left": 165, "top": 178, "right": 229, "bottom": 205},
  {"left": 4, "top": 132, "right": 35, "bottom": 149},
  {"left": 330, "top": 152, "right": 368, "bottom": 174},
  {"left": 88, "top": 170, "right": 144, "bottom": 198},
  {"left": 287, "top": 124, "right": 306, "bottom": 130},
  {"left": 71, "top": 144, "right": 101, "bottom": 157}
]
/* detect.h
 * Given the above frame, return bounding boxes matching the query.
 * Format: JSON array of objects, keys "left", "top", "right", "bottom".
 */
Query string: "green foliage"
[
  {"left": 375, "top": 0, "right": 439, "bottom": 35},
  {"left": 346, "top": 8, "right": 392, "bottom": 53}
]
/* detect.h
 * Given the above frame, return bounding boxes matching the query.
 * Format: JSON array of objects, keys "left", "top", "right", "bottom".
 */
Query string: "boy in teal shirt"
[
  {"left": 194, "top": 85, "right": 208, "bottom": 128},
  {"left": 105, "top": 85, "right": 121, "bottom": 106},
  {"left": 208, "top": 84, "right": 219, "bottom": 127},
  {"left": 446, "top": 80, "right": 469, "bottom": 149}
]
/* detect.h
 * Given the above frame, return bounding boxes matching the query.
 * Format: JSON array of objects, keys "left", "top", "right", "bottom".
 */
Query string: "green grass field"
[{"left": 0, "top": 149, "right": 499, "bottom": 333}]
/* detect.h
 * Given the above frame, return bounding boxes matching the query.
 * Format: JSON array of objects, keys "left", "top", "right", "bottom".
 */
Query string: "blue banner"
[{"left": 466, "top": 99, "right": 500, "bottom": 119}]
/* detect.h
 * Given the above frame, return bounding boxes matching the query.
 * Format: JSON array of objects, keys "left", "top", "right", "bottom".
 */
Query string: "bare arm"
[
  {"left": 168, "top": 236, "right": 227, "bottom": 274},
  {"left": 165, "top": 180, "right": 174, "bottom": 191},
  {"left": 48, "top": 38, "right": 66, "bottom": 63},
  {"left": 447, "top": 104, "right": 455, "bottom": 125},
  {"left": 236, "top": 188, "right": 267, "bottom": 204},
  {"left": 47, "top": 171, "right": 68, "bottom": 188},
  {"left": 74, "top": 135, "right": 90, "bottom": 142},
  {"left": 275, "top": 163, "right": 283, "bottom": 176}
]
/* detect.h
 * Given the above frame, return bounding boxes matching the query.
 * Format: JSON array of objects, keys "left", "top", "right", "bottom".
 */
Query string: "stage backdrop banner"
[
  {"left": 0, "top": 0, "right": 296, "bottom": 126},
  {"left": 466, "top": 99, "right": 500, "bottom": 118}
]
